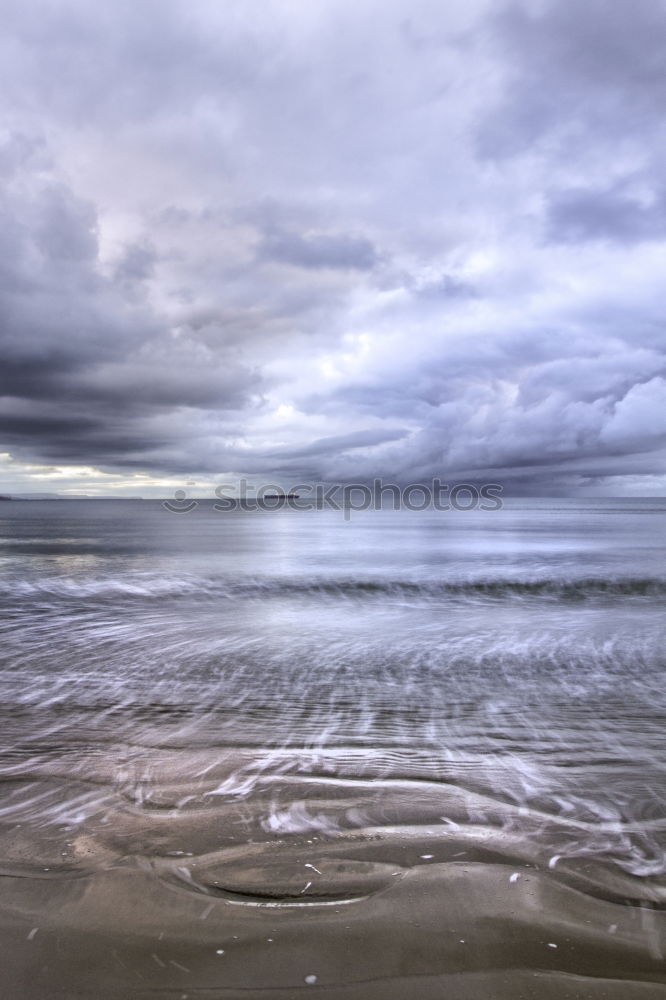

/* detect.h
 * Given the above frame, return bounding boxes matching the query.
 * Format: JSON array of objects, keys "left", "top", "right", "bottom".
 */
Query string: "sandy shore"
[{"left": 1, "top": 744, "right": 665, "bottom": 999}]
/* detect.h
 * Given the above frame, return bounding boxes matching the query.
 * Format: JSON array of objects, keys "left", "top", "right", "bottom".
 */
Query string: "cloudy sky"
[{"left": 2, "top": 0, "right": 666, "bottom": 496}]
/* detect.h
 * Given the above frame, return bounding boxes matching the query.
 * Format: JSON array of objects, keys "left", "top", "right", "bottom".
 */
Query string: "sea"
[{"left": 0, "top": 497, "right": 665, "bottom": 999}]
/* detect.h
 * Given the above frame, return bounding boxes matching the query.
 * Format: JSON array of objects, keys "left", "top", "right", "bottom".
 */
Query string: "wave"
[{"left": 3, "top": 573, "right": 666, "bottom": 605}]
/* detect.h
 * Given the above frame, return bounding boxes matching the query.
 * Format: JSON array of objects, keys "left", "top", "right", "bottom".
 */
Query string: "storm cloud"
[{"left": 1, "top": 0, "right": 666, "bottom": 494}]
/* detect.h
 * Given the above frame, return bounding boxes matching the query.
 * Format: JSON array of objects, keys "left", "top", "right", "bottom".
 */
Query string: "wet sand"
[{"left": 1, "top": 743, "right": 665, "bottom": 1000}]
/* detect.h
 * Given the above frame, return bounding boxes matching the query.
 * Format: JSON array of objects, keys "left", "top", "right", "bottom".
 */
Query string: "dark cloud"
[
  {"left": 477, "top": 0, "right": 666, "bottom": 157},
  {"left": 258, "top": 228, "right": 380, "bottom": 271},
  {"left": 545, "top": 185, "right": 666, "bottom": 244},
  {"left": 113, "top": 242, "right": 157, "bottom": 286},
  {"left": 0, "top": 133, "right": 261, "bottom": 470},
  {"left": 0, "top": 0, "right": 665, "bottom": 493},
  {"left": 260, "top": 427, "right": 410, "bottom": 461}
]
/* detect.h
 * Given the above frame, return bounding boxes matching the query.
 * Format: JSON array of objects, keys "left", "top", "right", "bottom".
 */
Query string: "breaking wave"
[{"left": 4, "top": 573, "right": 666, "bottom": 606}]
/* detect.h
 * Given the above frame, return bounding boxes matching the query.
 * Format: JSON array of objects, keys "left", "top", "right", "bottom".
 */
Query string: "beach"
[{"left": 1, "top": 498, "right": 665, "bottom": 998}]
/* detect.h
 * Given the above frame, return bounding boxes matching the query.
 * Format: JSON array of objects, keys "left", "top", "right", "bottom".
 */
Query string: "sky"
[{"left": 2, "top": 0, "right": 666, "bottom": 496}]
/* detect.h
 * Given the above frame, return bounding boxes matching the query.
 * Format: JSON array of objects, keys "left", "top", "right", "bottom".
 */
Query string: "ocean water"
[{"left": 0, "top": 497, "right": 665, "bottom": 999}]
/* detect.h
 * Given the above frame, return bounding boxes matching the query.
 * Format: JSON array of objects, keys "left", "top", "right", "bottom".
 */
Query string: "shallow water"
[{"left": 1, "top": 497, "right": 665, "bottom": 998}]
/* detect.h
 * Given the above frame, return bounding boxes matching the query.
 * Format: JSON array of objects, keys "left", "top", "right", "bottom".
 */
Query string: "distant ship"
[{"left": 263, "top": 492, "right": 300, "bottom": 499}]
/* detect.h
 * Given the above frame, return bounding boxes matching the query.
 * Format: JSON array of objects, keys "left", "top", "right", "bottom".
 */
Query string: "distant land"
[{"left": 0, "top": 493, "right": 146, "bottom": 500}]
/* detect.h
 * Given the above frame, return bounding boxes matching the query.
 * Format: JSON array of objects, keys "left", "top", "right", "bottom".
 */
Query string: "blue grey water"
[{"left": 1, "top": 498, "right": 665, "bottom": 998}]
